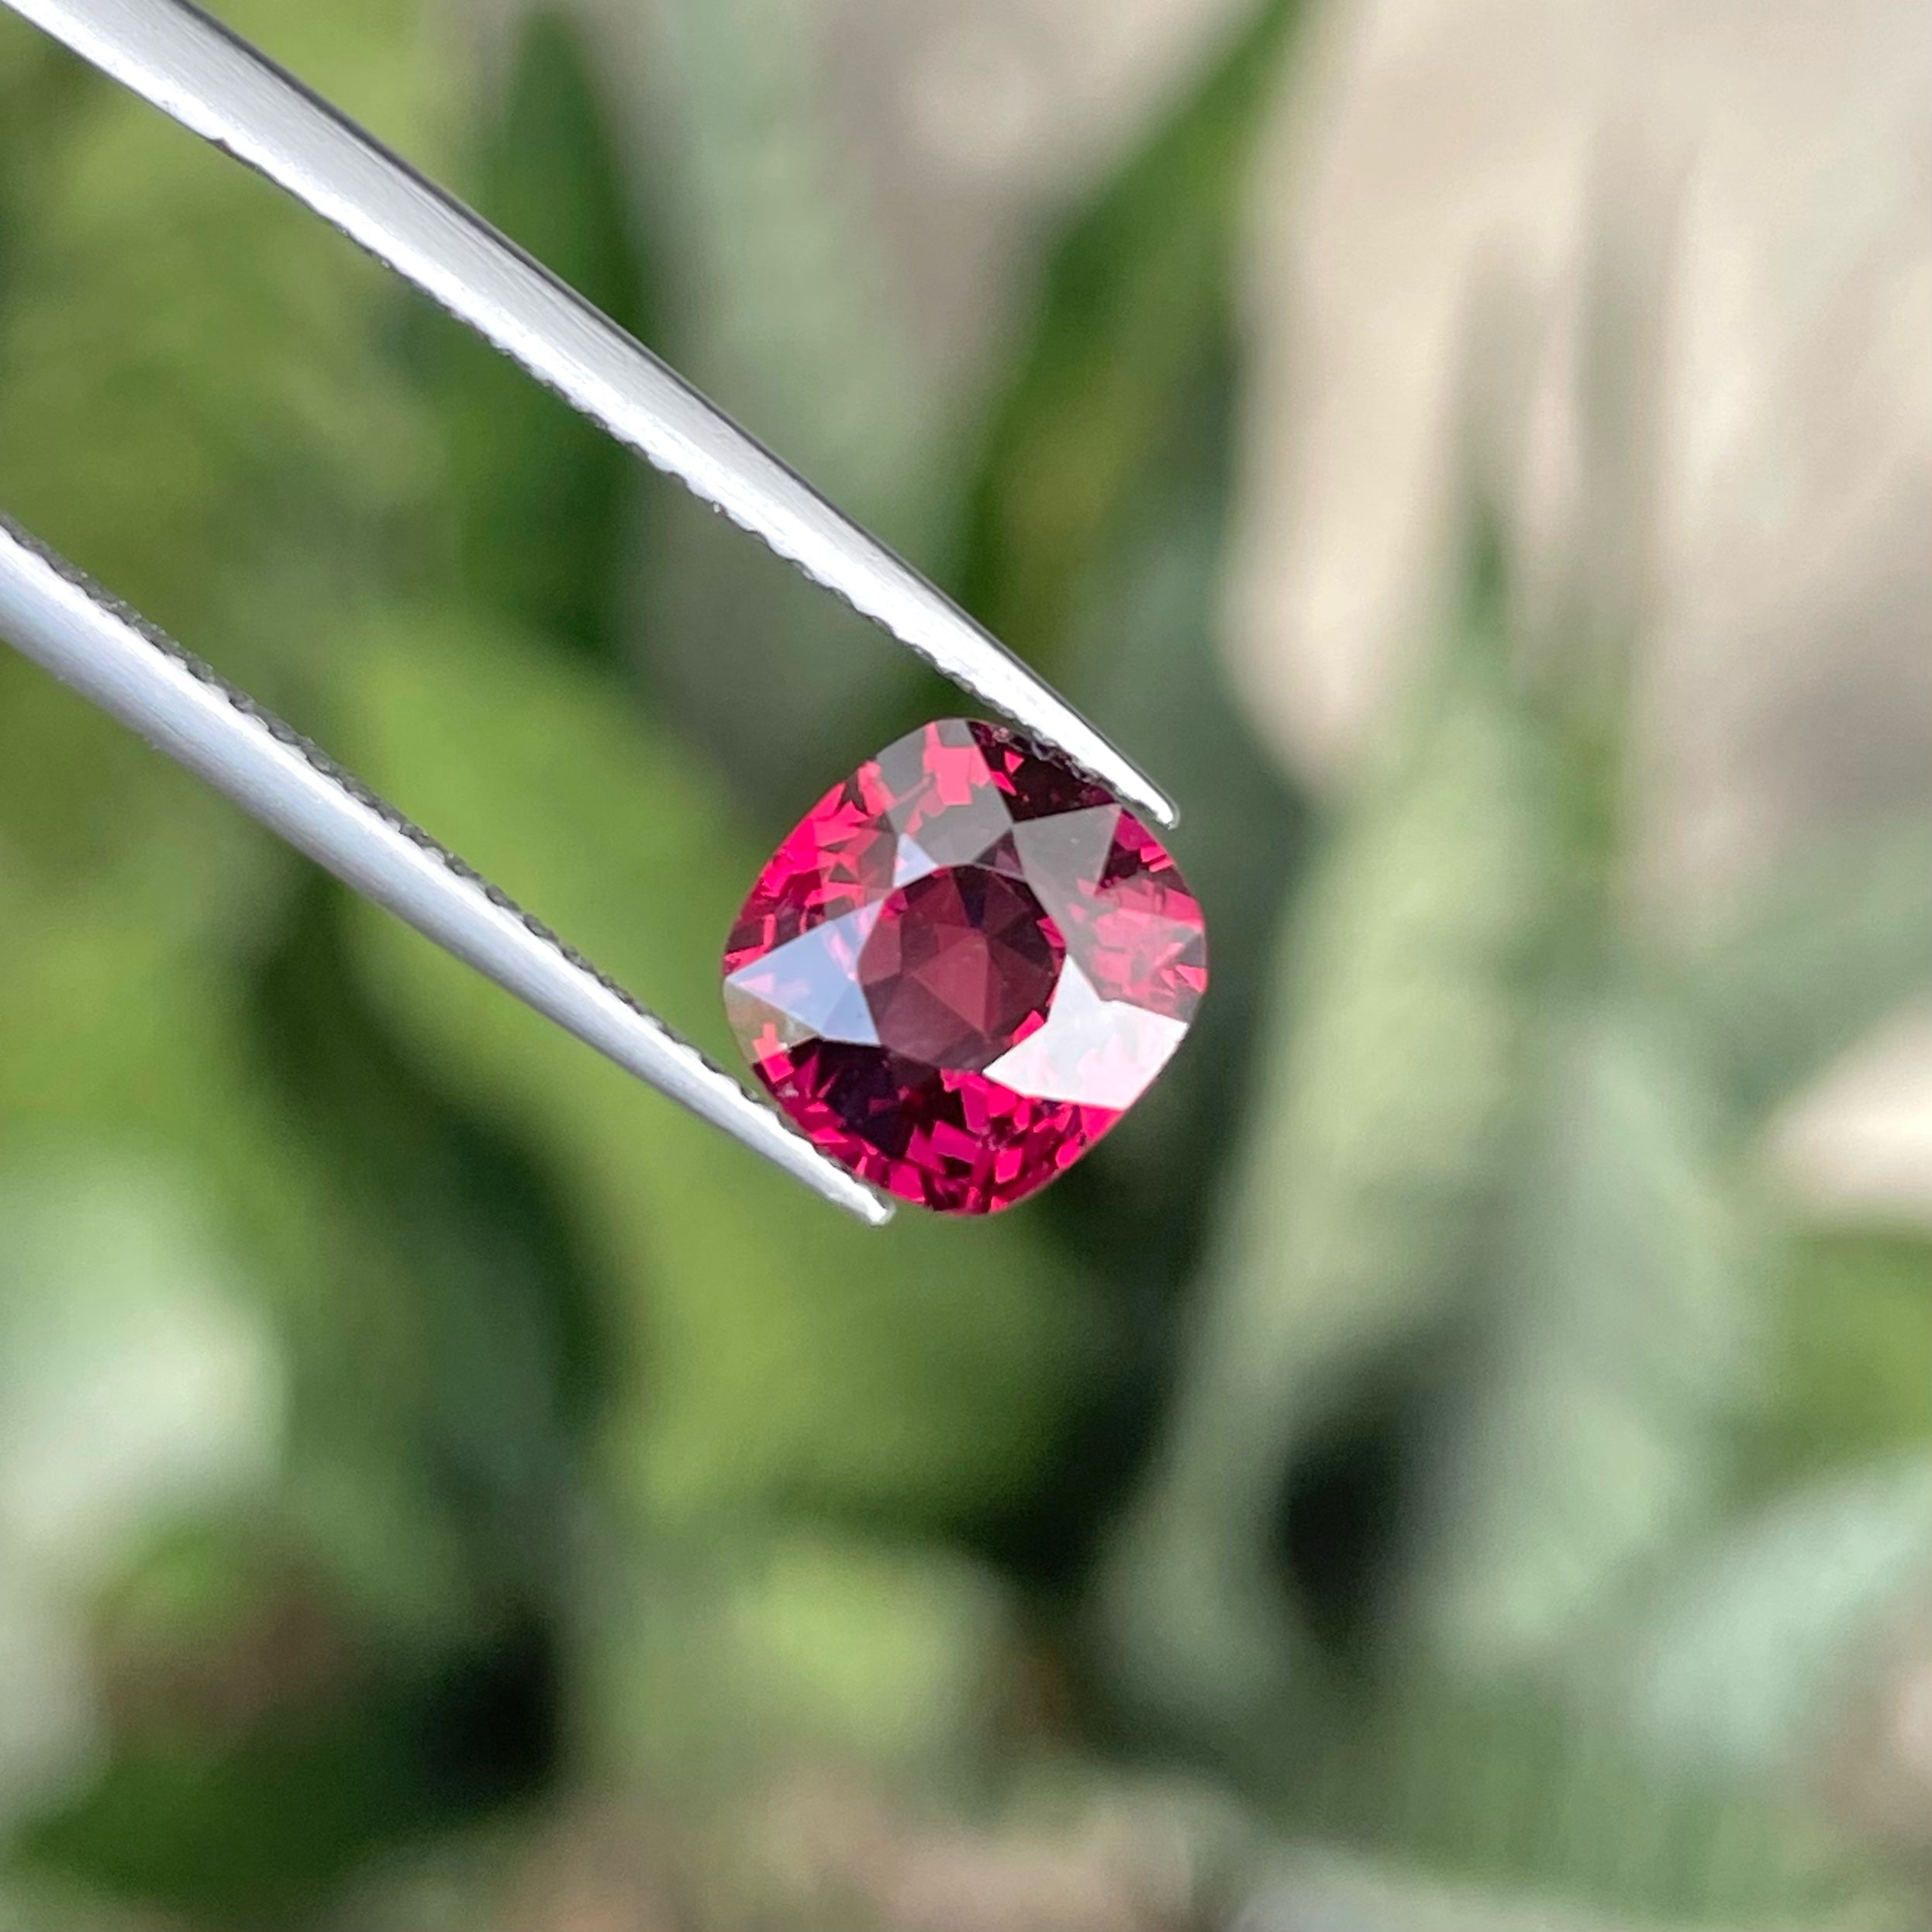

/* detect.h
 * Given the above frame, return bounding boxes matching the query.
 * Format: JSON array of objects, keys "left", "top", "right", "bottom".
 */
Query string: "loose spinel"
[{"left": 723, "top": 720, "right": 1207, "bottom": 1213}]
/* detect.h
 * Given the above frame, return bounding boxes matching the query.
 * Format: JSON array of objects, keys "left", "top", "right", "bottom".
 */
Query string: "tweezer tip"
[
  {"left": 1047, "top": 718, "right": 1178, "bottom": 831},
  {"left": 1119, "top": 768, "right": 1181, "bottom": 832}
]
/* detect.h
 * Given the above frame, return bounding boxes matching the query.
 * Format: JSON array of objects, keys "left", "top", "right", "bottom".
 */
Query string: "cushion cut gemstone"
[{"left": 723, "top": 719, "right": 1207, "bottom": 1213}]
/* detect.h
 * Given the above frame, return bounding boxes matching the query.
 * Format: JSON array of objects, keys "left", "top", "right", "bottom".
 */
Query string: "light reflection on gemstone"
[
  {"left": 980, "top": 959, "right": 1189, "bottom": 1109},
  {"left": 723, "top": 902, "right": 883, "bottom": 1047},
  {"left": 722, "top": 719, "right": 1206, "bottom": 1214},
  {"left": 891, "top": 837, "right": 940, "bottom": 887}
]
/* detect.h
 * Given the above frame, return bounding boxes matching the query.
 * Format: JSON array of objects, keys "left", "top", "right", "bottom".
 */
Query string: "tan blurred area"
[
  {"left": 1220, "top": 0, "right": 1932, "bottom": 1215},
  {"left": 1223, "top": 0, "right": 1930, "bottom": 889}
]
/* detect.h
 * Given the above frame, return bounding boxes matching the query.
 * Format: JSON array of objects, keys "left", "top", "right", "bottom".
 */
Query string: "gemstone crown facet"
[{"left": 723, "top": 719, "right": 1206, "bottom": 1213}]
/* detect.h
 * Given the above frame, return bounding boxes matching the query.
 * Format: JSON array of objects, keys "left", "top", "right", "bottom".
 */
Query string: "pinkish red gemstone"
[{"left": 723, "top": 719, "right": 1207, "bottom": 1213}]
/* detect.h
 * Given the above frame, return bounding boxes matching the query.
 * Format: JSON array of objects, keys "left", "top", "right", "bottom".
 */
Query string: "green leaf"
[
  {"left": 324, "top": 613, "right": 1095, "bottom": 1527},
  {"left": 0, "top": 885, "right": 326, "bottom": 1277},
  {"left": 0, "top": 1872, "right": 186, "bottom": 1932},
  {"left": 1620, "top": 1453, "right": 1932, "bottom": 1782},
  {"left": 0, "top": 645, "right": 289, "bottom": 954},
  {"left": 0, "top": 12, "right": 86, "bottom": 264},
  {"left": 1283, "top": 1676, "right": 1905, "bottom": 1928},
  {"left": 1096, "top": 557, "right": 1558, "bottom": 1776},
  {"left": 427, "top": 8, "right": 652, "bottom": 663},
  {"left": 1397, "top": 999, "right": 1762, "bottom": 1674},
  {"left": 1751, "top": 1231, "right": 1932, "bottom": 1485},
  {"left": 250, "top": 879, "right": 608, "bottom": 1598},
  {"left": 580, "top": 1527, "right": 1017, "bottom": 1785},
  {"left": 1675, "top": 817, "right": 1932, "bottom": 1127},
  {"left": 954, "top": 0, "right": 1304, "bottom": 668}
]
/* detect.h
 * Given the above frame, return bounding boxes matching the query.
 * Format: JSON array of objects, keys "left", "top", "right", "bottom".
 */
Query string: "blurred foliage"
[
  {"left": 0, "top": 1, "right": 1926, "bottom": 1928},
  {"left": 1754, "top": 1233, "right": 1932, "bottom": 1483},
  {"left": 954, "top": 0, "right": 1304, "bottom": 671},
  {"left": 419, "top": 9, "right": 651, "bottom": 665}
]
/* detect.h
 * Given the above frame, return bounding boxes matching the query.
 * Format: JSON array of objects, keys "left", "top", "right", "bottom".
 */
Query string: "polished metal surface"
[
  {"left": 0, "top": 517, "right": 892, "bottom": 1226},
  {"left": 3, "top": 0, "right": 1176, "bottom": 829}
]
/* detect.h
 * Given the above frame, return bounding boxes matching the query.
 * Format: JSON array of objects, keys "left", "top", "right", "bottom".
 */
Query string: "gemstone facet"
[{"left": 723, "top": 720, "right": 1206, "bottom": 1213}]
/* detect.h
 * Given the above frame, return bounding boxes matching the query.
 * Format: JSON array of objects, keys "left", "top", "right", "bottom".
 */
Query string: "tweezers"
[{"left": 0, "top": 0, "right": 1175, "bottom": 1225}]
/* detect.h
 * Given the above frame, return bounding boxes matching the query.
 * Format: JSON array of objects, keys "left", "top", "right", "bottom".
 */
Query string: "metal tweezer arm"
[
  {"left": 2, "top": 0, "right": 1171, "bottom": 829},
  {"left": 0, "top": 0, "right": 1175, "bottom": 1222},
  {"left": 0, "top": 516, "right": 892, "bottom": 1224}
]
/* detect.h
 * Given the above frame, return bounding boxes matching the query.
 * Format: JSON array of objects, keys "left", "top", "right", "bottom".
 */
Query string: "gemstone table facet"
[{"left": 723, "top": 720, "right": 1206, "bottom": 1213}]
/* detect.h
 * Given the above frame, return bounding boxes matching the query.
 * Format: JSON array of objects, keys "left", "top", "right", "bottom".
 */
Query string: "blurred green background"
[{"left": 1, "top": 0, "right": 1928, "bottom": 1926}]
